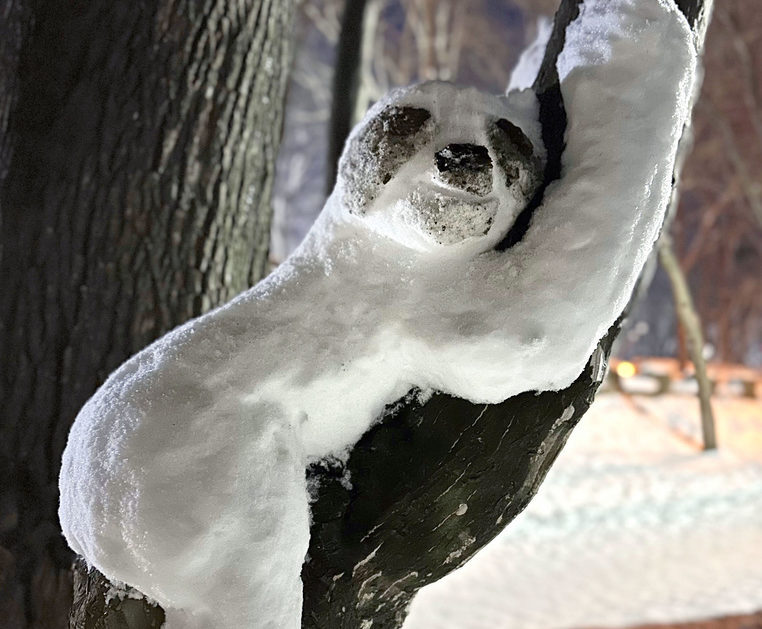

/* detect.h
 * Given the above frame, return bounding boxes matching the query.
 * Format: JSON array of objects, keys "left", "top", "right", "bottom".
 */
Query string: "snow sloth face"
[{"left": 338, "top": 82, "right": 542, "bottom": 253}]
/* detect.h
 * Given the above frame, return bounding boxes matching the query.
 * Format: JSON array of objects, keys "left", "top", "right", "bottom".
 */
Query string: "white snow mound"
[{"left": 59, "top": 1, "right": 697, "bottom": 626}]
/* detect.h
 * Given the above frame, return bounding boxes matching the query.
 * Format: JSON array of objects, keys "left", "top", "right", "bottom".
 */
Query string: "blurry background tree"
[{"left": 0, "top": 0, "right": 296, "bottom": 626}]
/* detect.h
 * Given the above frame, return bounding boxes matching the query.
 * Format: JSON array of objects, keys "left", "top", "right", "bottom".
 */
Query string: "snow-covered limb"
[
  {"left": 60, "top": 82, "right": 547, "bottom": 629},
  {"left": 60, "top": 1, "right": 703, "bottom": 628}
]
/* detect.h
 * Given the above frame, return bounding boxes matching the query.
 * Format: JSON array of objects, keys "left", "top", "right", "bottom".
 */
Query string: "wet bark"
[
  {"left": 0, "top": 0, "right": 295, "bottom": 626},
  {"left": 303, "top": 327, "right": 616, "bottom": 628},
  {"left": 302, "top": 1, "right": 711, "bottom": 627}
]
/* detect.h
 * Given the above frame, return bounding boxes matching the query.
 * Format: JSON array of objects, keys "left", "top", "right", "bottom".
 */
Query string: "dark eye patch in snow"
[
  {"left": 495, "top": 118, "right": 535, "bottom": 161},
  {"left": 340, "top": 106, "right": 435, "bottom": 216},
  {"left": 383, "top": 106, "right": 431, "bottom": 137},
  {"left": 489, "top": 117, "right": 544, "bottom": 251},
  {"left": 488, "top": 117, "right": 541, "bottom": 194}
]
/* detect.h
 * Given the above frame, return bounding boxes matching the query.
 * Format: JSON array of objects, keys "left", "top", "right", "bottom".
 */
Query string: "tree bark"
[
  {"left": 303, "top": 325, "right": 617, "bottom": 628},
  {"left": 69, "top": 560, "right": 165, "bottom": 629},
  {"left": 0, "top": 0, "right": 296, "bottom": 626},
  {"left": 302, "top": 1, "right": 711, "bottom": 627}
]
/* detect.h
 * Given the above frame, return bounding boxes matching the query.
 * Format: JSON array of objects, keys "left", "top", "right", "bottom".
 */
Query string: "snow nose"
[{"left": 434, "top": 143, "right": 493, "bottom": 196}]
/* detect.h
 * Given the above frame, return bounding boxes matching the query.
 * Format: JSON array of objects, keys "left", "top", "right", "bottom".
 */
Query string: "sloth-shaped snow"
[{"left": 59, "top": 1, "right": 697, "bottom": 626}]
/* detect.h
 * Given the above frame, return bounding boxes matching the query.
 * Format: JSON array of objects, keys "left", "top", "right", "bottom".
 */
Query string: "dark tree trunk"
[
  {"left": 0, "top": 0, "right": 296, "bottom": 626},
  {"left": 302, "top": 1, "right": 711, "bottom": 627},
  {"left": 326, "top": 0, "right": 368, "bottom": 193}
]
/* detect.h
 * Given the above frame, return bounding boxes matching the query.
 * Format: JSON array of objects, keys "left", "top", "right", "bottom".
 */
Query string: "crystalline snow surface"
[{"left": 58, "top": 1, "right": 696, "bottom": 627}]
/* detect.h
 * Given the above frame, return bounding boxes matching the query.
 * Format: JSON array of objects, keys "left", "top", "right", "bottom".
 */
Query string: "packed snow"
[
  {"left": 405, "top": 392, "right": 762, "bottom": 629},
  {"left": 59, "top": 0, "right": 699, "bottom": 626}
]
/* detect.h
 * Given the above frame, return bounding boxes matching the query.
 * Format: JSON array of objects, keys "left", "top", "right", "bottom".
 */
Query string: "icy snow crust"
[{"left": 59, "top": 1, "right": 697, "bottom": 627}]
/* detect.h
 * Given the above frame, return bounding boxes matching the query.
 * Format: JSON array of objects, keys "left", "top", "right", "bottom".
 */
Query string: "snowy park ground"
[{"left": 404, "top": 391, "right": 762, "bottom": 629}]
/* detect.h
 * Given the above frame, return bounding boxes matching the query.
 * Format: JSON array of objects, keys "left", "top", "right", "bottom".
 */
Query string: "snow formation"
[{"left": 59, "top": 0, "right": 698, "bottom": 626}]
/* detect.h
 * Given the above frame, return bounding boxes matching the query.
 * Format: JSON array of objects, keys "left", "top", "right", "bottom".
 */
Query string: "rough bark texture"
[
  {"left": 69, "top": 560, "right": 165, "bottom": 629},
  {"left": 301, "top": 1, "right": 709, "bottom": 627},
  {"left": 0, "top": 0, "right": 296, "bottom": 626}
]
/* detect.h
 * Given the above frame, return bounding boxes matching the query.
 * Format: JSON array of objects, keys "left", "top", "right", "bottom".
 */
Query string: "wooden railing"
[{"left": 606, "top": 357, "right": 762, "bottom": 398}]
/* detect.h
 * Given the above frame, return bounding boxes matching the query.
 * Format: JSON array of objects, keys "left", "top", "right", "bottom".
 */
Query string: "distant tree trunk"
[
  {"left": 659, "top": 236, "right": 718, "bottom": 449},
  {"left": 352, "top": 0, "right": 383, "bottom": 127},
  {"left": 327, "top": 0, "right": 368, "bottom": 193},
  {"left": 0, "top": 0, "right": 296, "bottom": 626}
]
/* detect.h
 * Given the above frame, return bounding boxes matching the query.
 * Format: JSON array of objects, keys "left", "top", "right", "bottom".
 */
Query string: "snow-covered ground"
[{"left": 405, "top": 392, "right": 762, "bottom": 629}]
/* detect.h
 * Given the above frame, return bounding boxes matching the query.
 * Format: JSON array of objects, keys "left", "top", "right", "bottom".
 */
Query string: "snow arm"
[
  {"left": 537, "top": 0, "right": 696, "bottom": 375},
  {"left": 400, "top": 0, "right": 698, "bottom": 403},
  {"left": 488, "top": 0, "right": 697, "bottom": 394}
]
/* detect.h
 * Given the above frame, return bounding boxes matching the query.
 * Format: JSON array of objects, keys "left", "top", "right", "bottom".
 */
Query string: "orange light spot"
[{"left": 617, "top": 361, "right": 637, "bottom": 378}]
